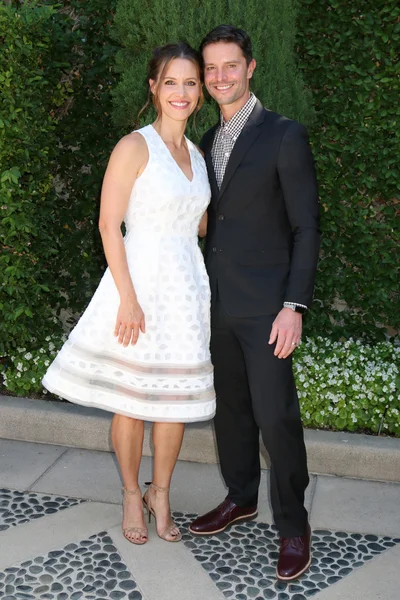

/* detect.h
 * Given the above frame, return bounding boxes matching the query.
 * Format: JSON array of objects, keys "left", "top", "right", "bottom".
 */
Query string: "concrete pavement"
[{"left": 1, "top": 438, "right": 399, "bottom": 600}]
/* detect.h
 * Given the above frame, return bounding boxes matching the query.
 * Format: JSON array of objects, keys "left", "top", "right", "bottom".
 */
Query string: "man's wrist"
[{"left": 283, "top": 302, "right": 307, "bottom": 314}]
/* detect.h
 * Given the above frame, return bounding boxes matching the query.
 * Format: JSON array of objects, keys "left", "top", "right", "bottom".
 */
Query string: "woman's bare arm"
[
  {"left": 195, "top": 145, "right": 208, "bottom": 238},
  {"left": 98, "top": 132, "right": 148, "bottom": 346},
  {"left": 198, "top": 211, "right": 208, "bottom": 237}
]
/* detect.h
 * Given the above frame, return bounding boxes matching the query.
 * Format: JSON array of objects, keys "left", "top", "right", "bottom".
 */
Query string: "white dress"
[{"left": 43, "top": 124, "right": 216, "bottom": 422}]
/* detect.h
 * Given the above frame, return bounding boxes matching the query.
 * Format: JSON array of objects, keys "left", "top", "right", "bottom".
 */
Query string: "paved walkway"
[{"left": 1, "top": 438, "right": 399, "bottom": 600}]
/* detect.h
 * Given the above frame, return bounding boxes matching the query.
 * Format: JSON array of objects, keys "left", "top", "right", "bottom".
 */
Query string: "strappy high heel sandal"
[
  {"left": 122, "top": 487, "right": 148, "bottom": 545},
  {"left": 142, "top": 483, "right": 182, "bottom": 542}
]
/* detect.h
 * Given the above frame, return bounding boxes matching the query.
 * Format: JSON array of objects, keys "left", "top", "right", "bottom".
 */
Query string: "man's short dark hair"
[{"left": 200, "top": 25, "right": 253, "bottom": 65}]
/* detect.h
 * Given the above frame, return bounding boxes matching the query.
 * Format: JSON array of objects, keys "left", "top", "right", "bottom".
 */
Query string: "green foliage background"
[
  {"left": 297, "top": 1, "right": 399, "bottom": 340},
  {"left": 48, "top": 0, "right": 118, "bottom": 315},
  {"left": 0, "top": 2, "right": 68, "bottom": 354},
  {"left": 0, "top": 0, "right": 117, "bottom": 356},
  {"left": 1, "top": 0, "right": 399, "bottom": 434},
  {"left": 112, "top": 0, "right": 314, "bottom": 136}
]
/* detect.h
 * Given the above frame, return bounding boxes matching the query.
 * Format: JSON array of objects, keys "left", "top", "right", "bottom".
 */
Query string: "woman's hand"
[{"left": 114, "top": 296, "right": 146, "bottom": 346}]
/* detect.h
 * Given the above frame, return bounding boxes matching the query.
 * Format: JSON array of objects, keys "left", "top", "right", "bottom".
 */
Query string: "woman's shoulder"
[
  {"left": 118, "top": 130, "right": 148, "bottom": 150},
  {"left": 111, "top": 131, "right": 149, "bottom": 161},
  {"left": 107, "top": 131, "right": 149, "bottom": 176}
]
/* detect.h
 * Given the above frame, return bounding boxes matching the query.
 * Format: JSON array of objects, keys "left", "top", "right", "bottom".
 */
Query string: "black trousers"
[{"left": 211, "top": 295, "right": 309, "bottom": 538}]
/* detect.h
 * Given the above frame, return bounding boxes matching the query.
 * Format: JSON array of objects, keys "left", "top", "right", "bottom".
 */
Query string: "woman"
[{"left": 43, "top": 42, "right": 215, "bottom": 545}]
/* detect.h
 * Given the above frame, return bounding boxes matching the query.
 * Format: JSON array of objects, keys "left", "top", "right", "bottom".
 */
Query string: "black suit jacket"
[{"left": 200, "top": 100, "right": 321, "bottom": 317}]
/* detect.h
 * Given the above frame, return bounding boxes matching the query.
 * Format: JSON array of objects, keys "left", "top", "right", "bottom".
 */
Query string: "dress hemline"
[{"left": 42, "top": 378, "right": 216, "bottom": 424}]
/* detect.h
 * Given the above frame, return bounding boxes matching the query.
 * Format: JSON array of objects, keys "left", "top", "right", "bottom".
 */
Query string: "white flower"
[
  {"left": 16, "top": 363, "right": 23, "bottom": 372},
  {"left": 44, "top": 360, "right": 50, "bottom": 367},
  {"left": 24, "top": 352, "right": 33, "bottom": 360}
]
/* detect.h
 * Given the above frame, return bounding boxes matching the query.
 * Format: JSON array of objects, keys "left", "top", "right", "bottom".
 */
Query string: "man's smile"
[{"left": 214, "top": 84, "right": 235, "bottom": 91}]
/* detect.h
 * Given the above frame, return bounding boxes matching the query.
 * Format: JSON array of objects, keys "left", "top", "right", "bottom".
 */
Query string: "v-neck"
[{"left": 150, "top": 124, "right": 194, "bottom": 183}]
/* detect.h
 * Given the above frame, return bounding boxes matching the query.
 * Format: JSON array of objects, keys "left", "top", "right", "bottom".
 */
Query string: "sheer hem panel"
[
  {"left": 43, "top": 362, "right": 215, "bottom": 403},
  {"left": 65, "top": 339, "right": 213, "bottom": 377},
  {"left": 42, "top": 372, "right": 216, "bottom": 423}
]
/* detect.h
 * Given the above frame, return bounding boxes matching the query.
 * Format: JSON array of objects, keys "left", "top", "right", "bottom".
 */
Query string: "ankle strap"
[
  {"left": 122, "top": 486, "right": 140, "bottom": 496},
  {"left": 148, "top": 482, "right": 170, "bottom": 493}
]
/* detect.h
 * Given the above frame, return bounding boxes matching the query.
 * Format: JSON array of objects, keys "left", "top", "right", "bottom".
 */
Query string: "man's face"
[{"left": 203, "top": 42, "right": 256, "bottom": 108}]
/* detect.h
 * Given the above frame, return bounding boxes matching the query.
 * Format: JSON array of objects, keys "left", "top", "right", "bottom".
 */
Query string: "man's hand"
[{"left": 268, "top": 308, "right": 302, "bottom": 359}]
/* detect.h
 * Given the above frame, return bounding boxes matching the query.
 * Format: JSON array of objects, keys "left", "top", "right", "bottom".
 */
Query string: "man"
[{"left": 189, "top": 26, "right": 320, "bottom": 582}]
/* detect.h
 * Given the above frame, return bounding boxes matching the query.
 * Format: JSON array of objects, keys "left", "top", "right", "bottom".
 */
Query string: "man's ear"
[{"left": 247, "top": 59, "right": 257, "bottom": 80}]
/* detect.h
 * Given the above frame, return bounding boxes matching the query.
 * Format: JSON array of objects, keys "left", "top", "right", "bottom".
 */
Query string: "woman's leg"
[
  {"left": 111, "top": 414, "right": 147, "bottom": 543},
  {"left": 148, "top": 422, "right": 184, "bottom": 539}
]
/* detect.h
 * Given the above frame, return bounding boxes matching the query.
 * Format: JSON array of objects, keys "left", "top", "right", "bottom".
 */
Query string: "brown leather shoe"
[
  {"left": 276, "top": 524, "right": 312, "bottom": 581},
  {"left": 189, "top": 498, "right": 258, "bottom": 535}
]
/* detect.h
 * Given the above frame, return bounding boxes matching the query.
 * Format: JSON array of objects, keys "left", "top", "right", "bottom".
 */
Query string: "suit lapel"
[
  {"left": 218, "top": 100, "right": 265, "bottom": 201},
  {"left": 202, "top": 123, "right": 219, "bottom": 203},
  {"left": 206, "top": 151, "right": 219, "bottom": 202}
]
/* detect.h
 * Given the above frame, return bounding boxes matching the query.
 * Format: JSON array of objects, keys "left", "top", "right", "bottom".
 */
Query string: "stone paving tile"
[
  {"left": 175, "top": 513, "right": 400, "bottom": 600},
  {"left": 0, "top": 488, "right": 86, "bottom": 532},
  {"left": 0, "top": 531, "right": 143, "bottom": 600}
]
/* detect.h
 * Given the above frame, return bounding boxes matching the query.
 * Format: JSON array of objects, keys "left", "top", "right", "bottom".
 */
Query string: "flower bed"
[
  {"left": 1, "top": 336, "right": 399, "bottom": 437},
  {"left": 0, "top": 335, "right": 66, "bottom": 398},
  {"left": 295, "top": 338, "right": 399, "bottom": 437}
]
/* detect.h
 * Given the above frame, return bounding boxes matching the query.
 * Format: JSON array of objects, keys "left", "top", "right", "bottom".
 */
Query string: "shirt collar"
[{"left": 219, "top": 92, "right": 257, "bottom": 136}]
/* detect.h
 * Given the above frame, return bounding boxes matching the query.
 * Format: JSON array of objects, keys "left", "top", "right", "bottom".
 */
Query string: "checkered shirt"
[{"left": 211, "top": 93, "right": 257, "bottom": 188}]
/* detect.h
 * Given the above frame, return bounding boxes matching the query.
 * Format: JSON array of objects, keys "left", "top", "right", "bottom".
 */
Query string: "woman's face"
[{"left": 150, "top": 58, "right": 201, "bottom": 122}]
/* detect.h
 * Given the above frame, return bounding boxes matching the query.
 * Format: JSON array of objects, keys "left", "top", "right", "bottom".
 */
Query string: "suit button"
[
  {"left": 212, "top": 247, "right": 217, "bottom": 253},
  {"left": 217, "top": 214, "right": 225, "bottom": 221}
]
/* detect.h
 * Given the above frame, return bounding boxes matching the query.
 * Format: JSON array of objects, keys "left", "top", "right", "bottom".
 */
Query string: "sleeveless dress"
[{"left": 42, "top": 124, "right": 216, "bottom": 422}]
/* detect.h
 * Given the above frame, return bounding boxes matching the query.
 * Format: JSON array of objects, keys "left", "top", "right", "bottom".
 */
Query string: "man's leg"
[
  {"left": 189, "top": 298, "right": 260, "bottom": 535},
  {"left": 233, "top": 313, "right": 309, "bottom": 538},
  {"left": 211, "top": 297, "right": 261, "bottom": 506}
]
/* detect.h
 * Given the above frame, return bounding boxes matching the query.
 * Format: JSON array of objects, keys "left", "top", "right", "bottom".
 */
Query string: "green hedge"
[
  {"left": 112, "top": 0, "right": 314, "bottom": 134},
  {"left": 0, "top": 0, "right": 117, "bottom": 357},
  {"left": 297, "top": 2, "right": 400, "bottom": 340},
  {"left": 0, "top": 1, "right": 69, "bottom": 354},
  {"left": 48, "top": 0, "right": 118, "bottom": 316},
  {"left": 1, "top": 1, "right": 399, "bottom": 438}
]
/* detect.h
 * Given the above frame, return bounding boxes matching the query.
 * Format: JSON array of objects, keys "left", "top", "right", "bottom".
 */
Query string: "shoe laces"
[{"left": 281, "top": 536, "right": 304, "bottom": 551}]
